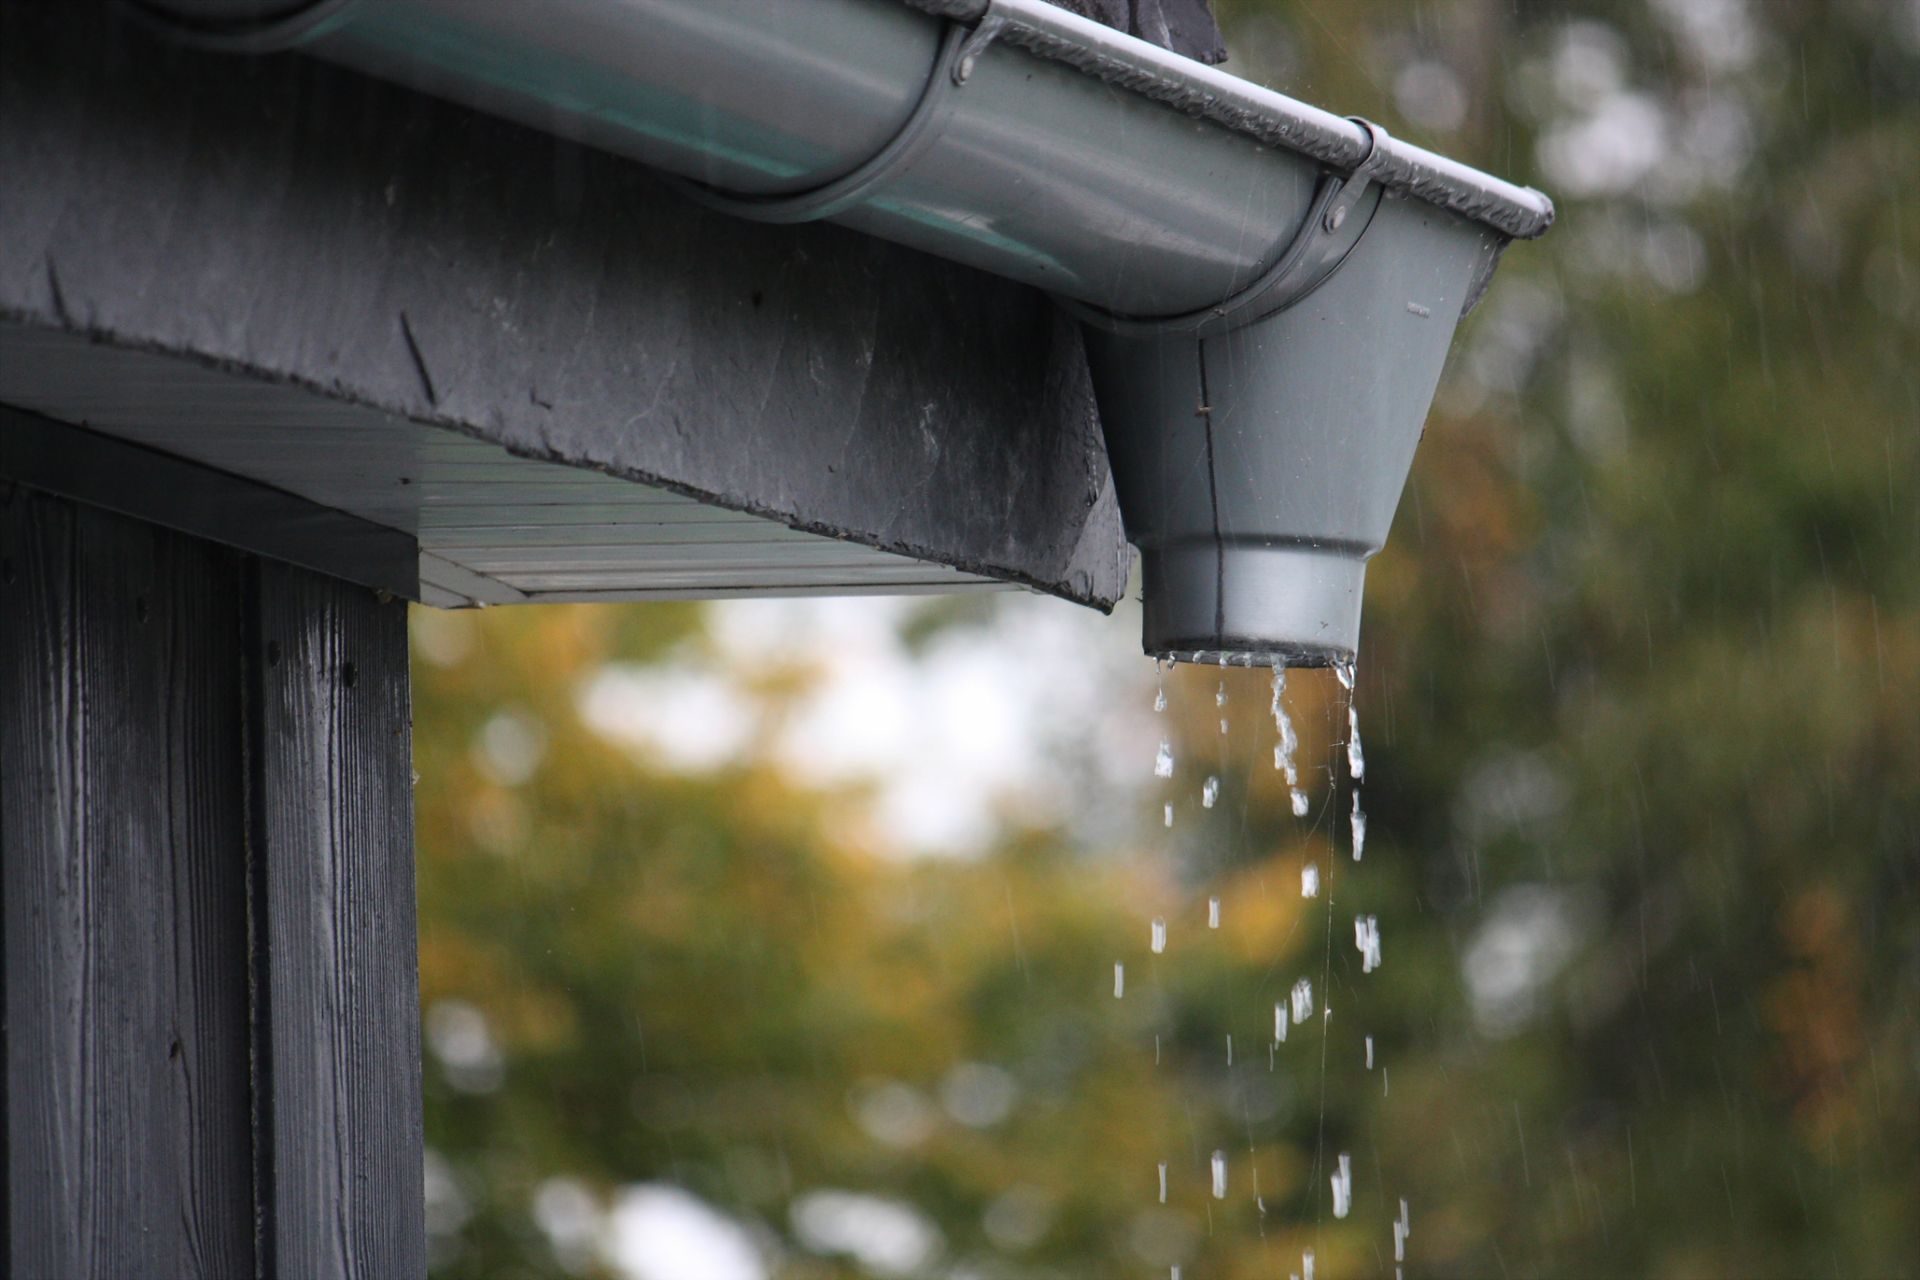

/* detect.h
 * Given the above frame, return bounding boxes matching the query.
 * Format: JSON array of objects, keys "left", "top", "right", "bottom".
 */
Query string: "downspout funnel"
[{"left": 1074, "top": 129, "right": 1501, "bottom": 666}]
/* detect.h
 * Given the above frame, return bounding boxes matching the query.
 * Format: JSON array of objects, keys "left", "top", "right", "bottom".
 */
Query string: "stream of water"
[{"left": 1139, "top": 655, "right": 1392, "bottom": 1278}]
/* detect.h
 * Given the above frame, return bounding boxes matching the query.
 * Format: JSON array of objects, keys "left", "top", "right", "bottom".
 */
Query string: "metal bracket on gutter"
[
  {"left": 1067, "top": 116, "right": 1394, "bottom": 339},
  {"left": 665, "top": 22, "right": 989, "bottom": 226},
  {"left": 900, "top": 0, "right": 1554, "bottom": 242},
  {"left": 951, "top": 11, "right": 1010, "bottom": 82},
  {"left": 660, "top": 0, "right": 1401, "bottom": 342},
  {"left": 118, "top": 0, "right": 360, "bottom": 50},
  {"left": 664, "top": 8, "right": 1017, "bottom": 227}
]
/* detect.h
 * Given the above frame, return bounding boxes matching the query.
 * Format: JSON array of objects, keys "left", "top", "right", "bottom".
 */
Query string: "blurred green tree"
[{"left": 411, "top": 1, "right": 1918, "bottom": 1276}]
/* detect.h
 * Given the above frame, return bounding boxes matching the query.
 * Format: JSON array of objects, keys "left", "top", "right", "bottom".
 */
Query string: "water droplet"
[
  {"left": 1355, "top": 915, "right": 1382, "bottom": 973},
  {"left": 1164, "top": 803, "right": 1173, "bottom": 828},
  {"left": 1274, "top": 1001, "right": 1289, "bottom": 1043},
  {"left": 1151, "top": 917, "right": 1167, "bottom": 954},
  {"left": 1351, "top": 791, "right": 1367, "bottom": 861},
  {"left": 1158, "top": 1161, "right": 1169, "bottom": 1204},
  {"left": 1291, "top": 978, "right": 1313, "bottom": 1025},
  {"left": 1365, "top": 1035, "right": 1375, "bottom": 1069},
  {"left": 1202, "top": 776, "right": 1219, "bottom": 808},
  {"left": 1394, "top": 1198, "right": 1411, "bottom": 1261},
  {"left": 1347, "top": 704, "right": 1366, "bottom": 781},
  {"left": 1215, "top": 680, "right": 1227, "bottom": 707},
  {"left": 1219, "top": 717, "right": 1229, "bottom": 735},
  {"left": 1301, "top": 862, "right": 1320, "bottom": 898},
  {"left": 1210, "top": 1150, "right": 1228, "bottom": 1199},
  {"left": 1226, "top": 1034, "right": 1234, "bottom": 1065},
  {"left": 1334, "top": 658, "right": 1355, "bottom": 691},
  {"left": 1331, "top": 1153, "right": 1352, "bottom": 1218},
  {"left": 1154, "top": 739, "right": 1174, "bottom": 779},
  {"left": 1154, "top": 686, "right": 1167, "bottom": 713},
  {"left": 1207, "top": 896, "right": 1221, "bottom": 929},
  {"left": 1113, "top": 963, "right": 1125, "bottom": 999},
  {"left": 1271, "top": 666, "right": 1309, "bottom": 815},
  {"left": 1303, "top": 1247, "right": 1316, "bottom": 1280}
]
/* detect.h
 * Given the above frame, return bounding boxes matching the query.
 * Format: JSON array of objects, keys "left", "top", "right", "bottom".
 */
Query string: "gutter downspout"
[{"left": 128, "top": 0, "right": 1555, "bottom": 666}]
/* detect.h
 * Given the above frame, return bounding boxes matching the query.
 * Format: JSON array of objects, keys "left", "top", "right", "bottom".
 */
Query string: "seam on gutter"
[
  {"left": 896, "top": 0, "right": 1555, "bottom": 240},
  {"left": 1195, "top": 338, "right": 1224, "bottom": 641},
  {"left": 118, "top": 0, "right": 358, "bottom": 50}
]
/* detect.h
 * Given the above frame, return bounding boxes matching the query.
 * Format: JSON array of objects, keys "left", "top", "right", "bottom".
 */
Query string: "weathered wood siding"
[
  {"left": 251, "top": 559, "right": 424, "bottom": 1275},
  {"left": 0, "top": 486, "right": 423, "bottom": 1277}
]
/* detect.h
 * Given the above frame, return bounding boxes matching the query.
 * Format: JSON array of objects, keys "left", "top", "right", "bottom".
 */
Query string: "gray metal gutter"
[
  {"left": 127, "top": 0, "right": 1556, "bottom": 663},
  {"left": 128, "top": 0, "right": 1551, "bottom": 314}
]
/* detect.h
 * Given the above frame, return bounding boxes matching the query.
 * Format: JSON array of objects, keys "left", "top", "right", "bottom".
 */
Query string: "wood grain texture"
[
  {"left": 1, "top": 488, "right": 426, "bottom": 1277},
  {"left": 250, "top": 559, "right": 424, "bottom": 1278},
  {"left": 0, "top": 484, "right": 255, "bottom": 1278}
]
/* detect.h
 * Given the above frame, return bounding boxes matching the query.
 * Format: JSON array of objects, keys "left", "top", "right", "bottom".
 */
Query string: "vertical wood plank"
[
  {"left": 251, "top": 560, "right": 424, "bottom": 1277},
  {"left": 0, "top": 485, "right": 255, "bottom": 1278}
]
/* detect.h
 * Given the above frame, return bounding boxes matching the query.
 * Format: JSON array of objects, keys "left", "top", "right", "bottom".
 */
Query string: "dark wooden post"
[{"left": 1, "top": 485, "right": 425, "bottom": 1277}]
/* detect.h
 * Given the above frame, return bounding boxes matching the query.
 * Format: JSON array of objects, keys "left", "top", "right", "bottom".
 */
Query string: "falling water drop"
[
  {"left": 1301, "top": 861, "right": 1320, "bottom": 898},
  {"left": 1331, "top": 1153, "right": 1352, "bottom": 1218},
  {"left": 1220, "top": 717, "right": 1229, "bottom": 736},
  {"left": 1290, "top": 977, "right": 1313, "bottom": 1025},
  {"left": 1158, "top": 1161, "right": 1168, "bottom": 1204},
  {"left": 1334, "top": 659, "right": 1366, "bottom": 779},
  {"left": 1274, "top": 1001, "right": 1288, "bottom": 1043},
  {"left": 1303, "top": 1248, "right": 1315, "bottom": 1280},
  {"left": 1164, "top": 803, "right": 1173, "bottom": 828},
  {"left": 1270, "top": 664, "right": 1309, "bottom": 816},
  {"left": 1351, "top": 790, "right": 1368, "bottom": 861},
  {"left": 1347, "top": 703, "right": 1366, "bottom": 781},
  {"left": 1394, "top": 1198, "right": 1410, "bottom": 1262},
  {"left": 1202, "top": 776, "right": 1219, "bottom": 808},
  {"left": 1210, "top": 1150, "right": 1228, "bottom": 1199},
  {"left": 1355, "top": 915, "right": 1382, "bottom": 973},
  {"left": 1151, "top": 917, "right": 1167, "bottom": 954},
  {"left": 1216, "top": 680, "right": 1227, "bottom": 707},
  {"left": 1154, "top": 739, "right": 1174, "bottom": 779},
  {"left": 1154, "top": 686, "right": 1167, "bottom": 713},
  {"left": 1226, "top": 1034, "right": 1233, "bottom": 1066},
  {"left": 1207, "top": 896, "right": 1221, "bottom": 929},
  {"left": 1365, "top": 1035, "right": 1375, "bottom": 1069},
  {"left": 1113, "top": 962, "right": 1125, "bottom": 999}
]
